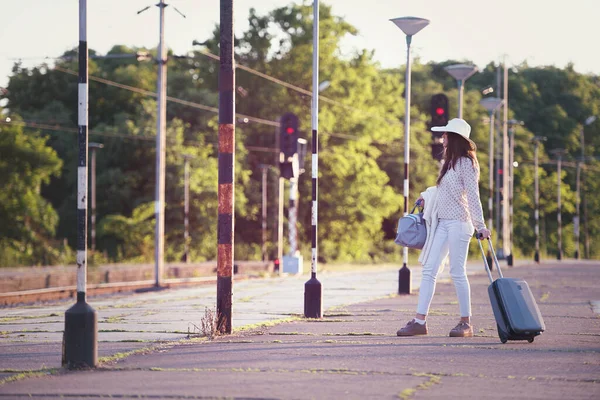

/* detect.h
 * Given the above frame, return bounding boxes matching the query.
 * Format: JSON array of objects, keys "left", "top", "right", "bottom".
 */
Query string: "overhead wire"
[
  {"left": 0, "top": 119, "right": 285, "bottom": 155},
  {"left": 193, "top": 47, "right": 402, "bottom": 127},
  {"left": 42, "top": 66, "right": 401, "bottom": 146},
  {"left": 53, "top": 66, "right": 278, "bottom": 127}
]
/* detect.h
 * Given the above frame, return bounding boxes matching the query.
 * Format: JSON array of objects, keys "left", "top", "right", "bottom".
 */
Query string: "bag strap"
[{"left": 410, "top": 200, "right": 424, "bottom": 214}]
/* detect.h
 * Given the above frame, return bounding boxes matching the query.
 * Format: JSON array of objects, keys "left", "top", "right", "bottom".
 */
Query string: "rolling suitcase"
[{"left": 476, "top": 235, "right": 545, "bottom": 343}]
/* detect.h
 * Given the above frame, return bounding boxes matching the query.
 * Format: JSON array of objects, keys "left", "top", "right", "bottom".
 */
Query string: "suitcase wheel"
[
  {"left": 497, "top": 324, "right": 508, "bottom": 344},
  {"left": 527, "top": 338, "right": 534, "bottom": 343}
]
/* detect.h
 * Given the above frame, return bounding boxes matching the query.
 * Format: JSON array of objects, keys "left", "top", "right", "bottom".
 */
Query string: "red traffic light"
[
  {"left": 286, "top": 127, "right": 295, "bottom": 134},
  {"left": 436, "top": 107, "right": 445, "bottom": 116}
]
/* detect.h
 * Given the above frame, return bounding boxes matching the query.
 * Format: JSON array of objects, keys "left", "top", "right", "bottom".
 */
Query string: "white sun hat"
[{"left": 431, "top": 118, "right": 476, "bottom": 149}]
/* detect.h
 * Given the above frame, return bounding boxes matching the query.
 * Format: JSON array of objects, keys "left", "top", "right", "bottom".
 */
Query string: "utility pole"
[
  {"left": 260, "top": 164, "right": 268, "bottom": 262},
  {"left": 63, "top": 0, "right": 98, "bottom": 369},
  {"left": 137, "top": 0, "right": 186, "bottom": 286},
  {"left": 575, "top": 159, "right": 581, "bottom": 259},
  {"left": 550, "top": 149, "right": 567, "bottom": 261},
  {"left": 501, "top": 60, "right": 510, "bottom": 260},
  {"left": 273, "top": 125, "right": 283, "bottom": 273},
  {"left": 146, "top": 0, "right": 167, "bottom": 287},
  {"left": 507, "top": 119, "right": 523, "bottom": 266},
  {"left": 532, "top": 136, "right": 546, "bottom": 263},
  {"left": 183, "top": 154, "right": 191, "bottom": 263},
  {"left": 288, "top": 178, "right": 299, "bottom": 256},
  {"left": 89, "top": 142, "right": 104, "bottom": 252},
  {"left": 577, "top": 116, "right": 596, "bottom": 259},
  {"left": 217, "top": 0, "right": 235, "bottom": 334}
]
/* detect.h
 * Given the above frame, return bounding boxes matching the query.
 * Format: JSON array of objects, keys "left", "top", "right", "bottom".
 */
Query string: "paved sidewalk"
[{"left": 1, "top": 260, "right": 599, "bottom": 399}]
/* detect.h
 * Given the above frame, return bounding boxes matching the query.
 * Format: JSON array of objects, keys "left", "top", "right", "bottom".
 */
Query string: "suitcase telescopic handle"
[{"left": 475, "top": 232, "right": 504, "bottom": 282}]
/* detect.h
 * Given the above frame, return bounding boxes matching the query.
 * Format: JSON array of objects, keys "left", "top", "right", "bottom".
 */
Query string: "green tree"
[{"left": 0, "top": 115, "right": 65, "bottom": 266}]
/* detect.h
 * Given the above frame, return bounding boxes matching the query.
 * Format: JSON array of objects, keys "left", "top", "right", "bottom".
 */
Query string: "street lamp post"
[
  {"left": 550, "top": 149, "right": 567, "bottom": 261},
  {"left": 532, "top": 136, "right": 547, "bottom": 263},
  {"left": 507, "top": 119, "right": 524, "bottom": 266},
  {"left": 183, "top": 154, "right": 192, "bottom": 263},
  {"left": 576, "top": 116, "right": 596, "bottom": 259},
  {"left": 390, "top": 16, "right": 430, "bottom": 295},
  {"left": 444, "top": 64, "right": 478, "bottom": 119},
  {"left": 479, "top": 98, "right": 503, "bottom": 270},
  {"left": 88, "top": 143, "right": 104, "bottom": 252},
  {"left": 479, "top": 98, "right": 504, "bottom": 234}
]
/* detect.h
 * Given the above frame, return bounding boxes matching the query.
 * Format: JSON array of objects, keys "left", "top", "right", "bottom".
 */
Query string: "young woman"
[{"left": 397, "top": 118, "right": 491, "bottom": 338}]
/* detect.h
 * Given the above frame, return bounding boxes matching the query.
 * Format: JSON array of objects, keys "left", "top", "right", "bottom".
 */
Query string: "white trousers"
[{"left": 416, "top": 219, "right": 474, "bottom": 317}]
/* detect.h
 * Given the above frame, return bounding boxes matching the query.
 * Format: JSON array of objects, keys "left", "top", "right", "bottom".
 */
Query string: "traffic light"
[
  {"left": 430, "top": 94, "right": 449, "bottom": 161},
  {"left": 280, "top": 112, "right": 299, "bottom": 179}
]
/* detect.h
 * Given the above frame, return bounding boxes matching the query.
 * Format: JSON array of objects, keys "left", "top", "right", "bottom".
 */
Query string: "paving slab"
[{"left": 0, "top": 261, "right": 598, "bottom": 399}]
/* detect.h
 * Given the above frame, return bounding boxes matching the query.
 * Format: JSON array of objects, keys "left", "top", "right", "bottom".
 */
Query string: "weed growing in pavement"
[{"left": 188, "top": 307, "right": 219, "bottom": 340}]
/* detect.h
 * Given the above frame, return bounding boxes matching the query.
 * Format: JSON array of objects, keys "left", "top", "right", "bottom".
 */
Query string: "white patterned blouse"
[{"left": 436, "top": 157, "right": 487, "bottom": 231}]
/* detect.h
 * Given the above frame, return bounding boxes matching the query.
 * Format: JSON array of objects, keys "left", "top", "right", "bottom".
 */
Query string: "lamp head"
[
  {"left": 479, "top": 97, "right": 503, "bottom": 113},
  {"left": 444, "top": 64, "right": 478, "bottom": 81},
  {"left": 390, "top": 17, "right": 430, "bottom": 36}
]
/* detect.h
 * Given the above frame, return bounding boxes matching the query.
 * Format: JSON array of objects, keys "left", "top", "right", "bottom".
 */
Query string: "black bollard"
[
  {"left": 398, "top": 265, "right": 411, "bottom": 294},
  {"left": 304, "top": 275, "right": 322, "bottom": 318},
  {"left": 63, "top": 294, "right": 97, "bottom": 369}
]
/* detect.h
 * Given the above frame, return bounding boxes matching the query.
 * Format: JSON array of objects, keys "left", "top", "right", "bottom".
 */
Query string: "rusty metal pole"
[{"left": 217, "top": 0, "right": 235, "bottom": 334}]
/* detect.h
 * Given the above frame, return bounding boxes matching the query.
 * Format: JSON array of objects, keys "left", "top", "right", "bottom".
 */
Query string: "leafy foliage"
[
  {"left": 1, "top": 1, "right": 599, "bottom": 267},
  {"left": 0, "top": 115, "right": 65, "bottom": 266}
]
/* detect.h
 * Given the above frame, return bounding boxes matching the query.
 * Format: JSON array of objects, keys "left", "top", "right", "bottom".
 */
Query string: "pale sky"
[{"left": 1, "top": 0, "right": 598, "bottom": 91}]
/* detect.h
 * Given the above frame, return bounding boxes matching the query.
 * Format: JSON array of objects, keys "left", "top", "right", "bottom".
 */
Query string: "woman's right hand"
[
  {"left": 416, "top": 197, "right": 424, "bottom": 208},
  {"left": 477, "top": 228, "right": 491, "bottom": 239}
]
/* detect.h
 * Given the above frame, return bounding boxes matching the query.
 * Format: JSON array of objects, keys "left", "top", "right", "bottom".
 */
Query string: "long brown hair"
[{"left": 436, "top": 132, "right": 478, "bottom": 185}]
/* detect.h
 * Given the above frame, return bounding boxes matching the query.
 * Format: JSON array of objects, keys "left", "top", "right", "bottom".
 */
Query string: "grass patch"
[
  {"left": 98, "top": 345, "right": 160, "bottom": 365},
  {"left": 306, "top": 319, "right": 347, "bottom": 323},
  {"left": 399, "top": 388, "right": 416, "bottom": 400},
  {"left": 233, "top": 316, "right": 300, "bottom": 333},
  {"left": 0, "top": 313, "right": 60, "bottom": 323},
  {"left": 101, "top": 314, "right": 128, "bottom": 324},
  {"left": 399, "top": 373, "right": 442, "bottom": 399},
  {"left": 323, "top": 312, "right": 353, "bottom": 317},
  {"left": 0, "top": 369, "right": 57, "bottom": 386},
  {"left": 323, "top": 332, "right": 385, "bottom": 337},
  {"left": 428, "top": 310, "right": 453, "bottom": 316}
]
